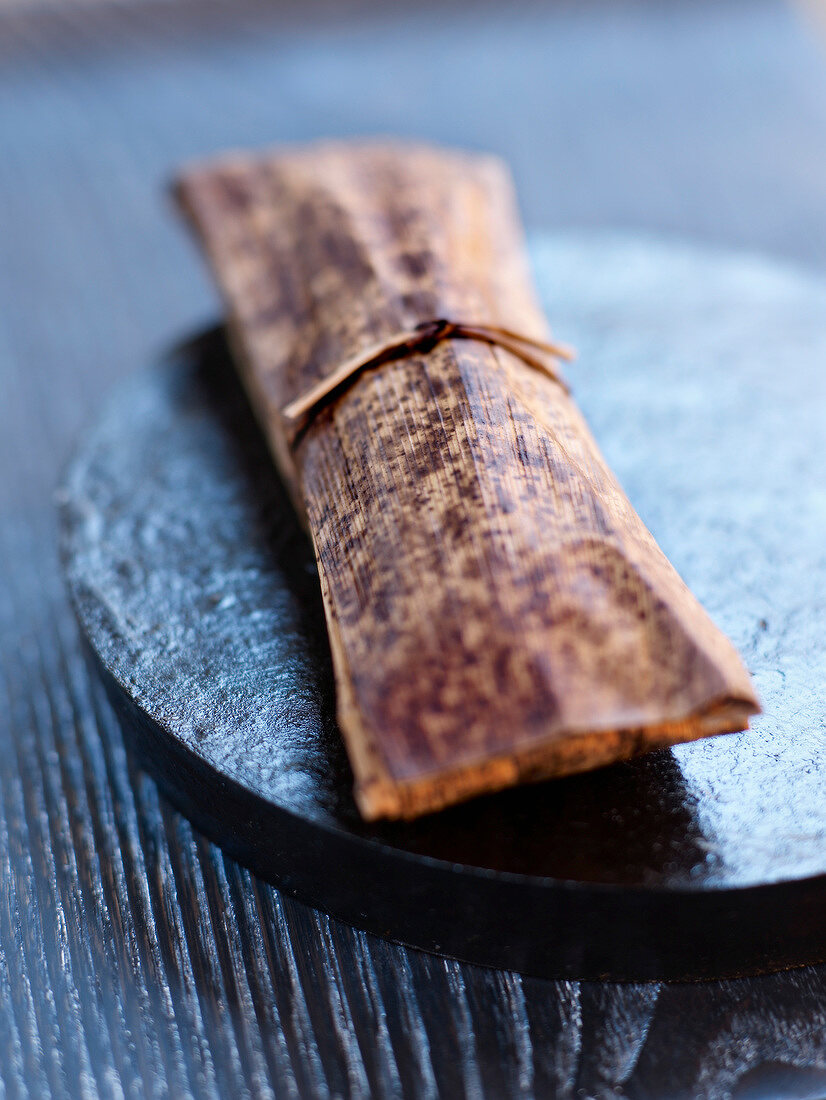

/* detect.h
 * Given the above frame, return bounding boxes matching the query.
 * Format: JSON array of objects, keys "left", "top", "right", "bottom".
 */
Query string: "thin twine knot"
[{"left": 282, "top": 318, "right": 575, "bottom": 445}]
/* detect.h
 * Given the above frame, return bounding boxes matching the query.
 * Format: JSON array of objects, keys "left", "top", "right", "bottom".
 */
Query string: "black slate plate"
[{"left": 60, "top": 236, "right": 826, "bottom": 980}]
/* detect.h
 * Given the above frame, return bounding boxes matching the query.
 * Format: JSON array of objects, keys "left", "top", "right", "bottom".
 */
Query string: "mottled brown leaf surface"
[{"left": 177, "top": 142, "right": 758, "bottom": 819}]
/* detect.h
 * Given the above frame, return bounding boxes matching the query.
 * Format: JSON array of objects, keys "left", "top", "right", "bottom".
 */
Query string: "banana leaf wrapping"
[{"left": 175, "top": 141, "right": 759, "bottom": 820}]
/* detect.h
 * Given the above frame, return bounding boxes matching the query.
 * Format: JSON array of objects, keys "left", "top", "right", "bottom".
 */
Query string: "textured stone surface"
[{"left": 63, "top": 235, "right": 826, "bottom": 894}]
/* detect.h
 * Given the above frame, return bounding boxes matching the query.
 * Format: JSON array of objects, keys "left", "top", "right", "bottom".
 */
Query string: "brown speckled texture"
[{"left": 176, "top": 141, "right": 759, "bottom": 819}]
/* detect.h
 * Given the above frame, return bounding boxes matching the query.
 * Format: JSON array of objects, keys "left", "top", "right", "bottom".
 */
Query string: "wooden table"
[{"left": 3, "top": 2, "right": 826, "bottom": 1095}]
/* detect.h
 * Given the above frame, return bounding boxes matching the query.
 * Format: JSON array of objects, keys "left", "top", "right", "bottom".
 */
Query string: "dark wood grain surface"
[{"left": 4, "top": 1, "right": 826, "bottom": 1096}]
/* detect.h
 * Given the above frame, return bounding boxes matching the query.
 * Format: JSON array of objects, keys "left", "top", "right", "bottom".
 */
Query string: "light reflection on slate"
[{"left": 62, "top": 236, "right": 826, "bottom": 889}]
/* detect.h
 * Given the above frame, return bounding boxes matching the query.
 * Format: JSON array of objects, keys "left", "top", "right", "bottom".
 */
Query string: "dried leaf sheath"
[{"left": 176, "top": 142, "right": 759, "bottom": 820}]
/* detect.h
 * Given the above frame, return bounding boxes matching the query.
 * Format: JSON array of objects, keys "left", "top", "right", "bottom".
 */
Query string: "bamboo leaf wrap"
[{"left": 176, "top": 141, "right": 759, "bottom": 820}]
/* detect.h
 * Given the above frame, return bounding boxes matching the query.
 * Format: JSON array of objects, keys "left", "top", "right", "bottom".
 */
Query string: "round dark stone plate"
[{"left": 60, "top": 235, "right": 826, "bottom": 980}]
